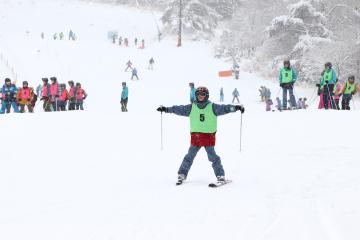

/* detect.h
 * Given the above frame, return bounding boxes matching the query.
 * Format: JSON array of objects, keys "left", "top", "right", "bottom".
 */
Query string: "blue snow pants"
[{"left": 178, "top": 145, "right": 225, "bottom": 177}]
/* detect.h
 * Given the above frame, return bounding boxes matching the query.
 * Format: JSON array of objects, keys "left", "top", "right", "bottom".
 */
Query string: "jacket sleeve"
[
  {"left": 332, "top": 70, "right": 337, "bottom": 83},
  {"left": 279, "top": 69, "right": 282, "bottom": 83},
  {"left": 212, "top": 103, "right": 237, "bottom": 116},
  {"left": 167, "top": 104, "right": 192, "bottom": 116},
  {"left": 292, "top": 68, "right": 297, "bottom": 81}
]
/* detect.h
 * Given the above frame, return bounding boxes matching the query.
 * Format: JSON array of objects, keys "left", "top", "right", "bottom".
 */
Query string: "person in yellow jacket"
[{"left": 17, "top": 81, "right": 35, "bottom": 113}]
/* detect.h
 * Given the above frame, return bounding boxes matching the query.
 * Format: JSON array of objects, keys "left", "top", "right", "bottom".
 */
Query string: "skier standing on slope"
[
  {"left": 279, "top": 60, "right": 297, "bottom": 110},
  {"left": 121, "top": 82, "right": 128, "bottom": 112},
  {"left": 157, "top": 86, "right": 245, "bottom": 185},
  {"left": 341, "top": 75, "right": 359, "bottom": 110},
  {"left": 320, "top": 62, "right": 337, "bottom": 109},
  {"left": 75, "top": 82, "right": 87, "bottom": 110},
  {"left": 17, "top": 81, "right": 35, "bottom": 113},
  {"left": 1, "top": 78, "right": 19, "bottom": 114}
]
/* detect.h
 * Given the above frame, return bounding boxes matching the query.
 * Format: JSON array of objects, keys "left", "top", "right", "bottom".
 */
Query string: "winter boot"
[{"left": 176, "top": 174, "right": 186, "bottom": 185}]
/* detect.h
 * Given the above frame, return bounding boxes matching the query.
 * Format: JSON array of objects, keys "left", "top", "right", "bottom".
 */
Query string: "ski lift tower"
[{"left": 177, "top": 0, "right": 182, "bottom": 47}]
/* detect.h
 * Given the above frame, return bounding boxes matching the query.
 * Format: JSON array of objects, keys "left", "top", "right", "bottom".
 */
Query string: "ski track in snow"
[{"left": 0, "top": 1, "right": 360, "bottom": 240}]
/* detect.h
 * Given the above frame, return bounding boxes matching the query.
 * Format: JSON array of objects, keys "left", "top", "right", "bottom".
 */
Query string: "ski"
[
  {"left": 176, "top": 180, "right": 184, "bottom": 186},
  {"left": 208, "top": 180, "right": 232, "bottom": 188}
]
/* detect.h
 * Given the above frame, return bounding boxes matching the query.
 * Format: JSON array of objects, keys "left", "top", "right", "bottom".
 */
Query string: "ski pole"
[
  {"left": 240, "top": 112, "right": 243, "bottom": 152},
  {"left": 160, "top": 111, "right": 164, "bottom": 151}
]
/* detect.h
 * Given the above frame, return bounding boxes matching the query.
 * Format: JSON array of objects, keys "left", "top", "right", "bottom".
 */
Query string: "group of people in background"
[
  {"left": 190, "top": 83, "right": 241, "bottom": 104},
  {"left": 279, "top": 60, "right": 359, "bottom": 111},
  {"left": 0, "top": 77, "right": 87, "bottom": 114},
  {"left": 41, "top": 30, "right": 76, "bottom": 41},
  {"left": 112, "top": 36, "right": 145, "bottom": 49}
]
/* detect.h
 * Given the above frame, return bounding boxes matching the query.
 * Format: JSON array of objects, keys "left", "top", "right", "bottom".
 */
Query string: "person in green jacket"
[
  {"left": 320, "top": 62, "right": 337, "bottom": 109},
  {"left": 279, "top": 60, "right": 297, "bottom": 109},
  {"left": 341, "top": 76, "right": 359, "bottom": 110}
]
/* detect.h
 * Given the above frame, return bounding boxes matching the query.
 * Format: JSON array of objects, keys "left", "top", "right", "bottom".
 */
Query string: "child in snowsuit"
[
  {"left": 131, "top": 68, "right": 139, "bottom": 80},
  {"left": 121, "top": 82, "right": 128, "bottom": 112},
  {"left": 266, "top": 98, "right": 273, "bottom": 111},
  {"left": 17, "top": 81, "right": 35, "bottom": 113},
  {"left": 124, "top": 60, "right": 133, "bottom": 72},
  {"left": 232, "top": 88, "right": 240, "bottom": 103},
  {"left": 157, "top": 86, "right": 245, "bottom": 184}
]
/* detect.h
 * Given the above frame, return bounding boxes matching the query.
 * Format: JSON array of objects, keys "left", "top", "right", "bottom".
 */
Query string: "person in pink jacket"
[
  {"left": 75, "top": 82, "right": 87, "bottom": 110},
  {"left": 50, "top": 77, "right": 59, "bottom": 111}
]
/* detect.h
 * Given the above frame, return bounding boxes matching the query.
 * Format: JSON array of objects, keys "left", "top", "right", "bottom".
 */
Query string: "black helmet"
[
  {"left": 5, "top": 78, "right": 11, "bottom": 83},
  {"left": 23, "top": 81, "right": 28, "bottom": 86},
  {"left": 42, "top": 78, "right": 48, "bottom": 83},
  {"left": 68, "top": 80, "right": 74, "bottom": 86},
  {"left": 76, "top": 82, "right": 81, "bottom": 87},
  {"left": 189, "top": 82, "right": 194, "bottom": 87},
  {"left": 283, "top": 60, "right": 290, "bottom": 66},
  {"left": 122, "top": 82, "right": 126, "bottom": 86},
  {"left": 50, "top": 77, "right": 57, "bottom": 82},
  {"left": 349, "top": 75, "right": 355, "bottom": 81},
  {"left": 195, "top": 86, "right": 209, "bottom": 102},
  {"left": 325, "top": 62, "right": 332, "bottom": 68}
]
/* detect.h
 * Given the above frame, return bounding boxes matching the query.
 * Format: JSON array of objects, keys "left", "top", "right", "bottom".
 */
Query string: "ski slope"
[{"left": 0, "top": 1, "right": 360, "bottom": 240}]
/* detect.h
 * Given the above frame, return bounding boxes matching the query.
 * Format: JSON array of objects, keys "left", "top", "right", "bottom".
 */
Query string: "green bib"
[
  {"left": 323, "top": 69, "right": 333, "bottom": 81},
  {"left": 344, "top": 82, "right": 355, "bottom": 94},
  {"left": 281, "top": 68, "right": 293, "bottom": 83},
  {"left": 189, "top": 103, "right": 217, "bottom": 133}
]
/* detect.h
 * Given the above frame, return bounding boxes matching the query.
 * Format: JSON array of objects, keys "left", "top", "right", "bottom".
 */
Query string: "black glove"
[
  {"left": 157, "top": 106, "right": 167, "bottom": 113},
  {"left": 280, "top": 83, "right": 284, "bottom": 87},
  {"left": 235, "top": 105, "right": 245, "bottom": 113},
  {"left": 325, "top": 80, "right": 329, "bottom": 84}
]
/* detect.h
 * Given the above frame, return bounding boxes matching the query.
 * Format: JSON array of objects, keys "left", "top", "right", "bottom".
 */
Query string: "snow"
[{"left": 1, "top": 0, "right": 360, "bottom": 240}]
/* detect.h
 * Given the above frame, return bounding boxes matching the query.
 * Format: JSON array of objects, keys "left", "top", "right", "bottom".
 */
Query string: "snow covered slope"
[{"left": 0, "top": 1, "right": 360, "bottom": 240}]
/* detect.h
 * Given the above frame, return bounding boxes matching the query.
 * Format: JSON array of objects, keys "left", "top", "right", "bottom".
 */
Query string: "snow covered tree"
[
  {"left": 161, "top": 0, "right": 221, "bottom": 39},
  {"left": 259, "top": 0, "right": 332, "bottom": 82}
]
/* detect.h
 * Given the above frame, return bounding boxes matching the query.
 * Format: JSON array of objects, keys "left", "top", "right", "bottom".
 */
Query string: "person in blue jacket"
[
  {"left": 121, "top": 82, "right": 128, "bottom": 112},
  {"left": 189, "top": 82, "right": 196, "bottom": 103},
  {"left": 279, "top": 60, "right": 297, "bottom": 109},
  {"left": 157, "top": 86, "right": 245, "bottom": 185},
  {"left": 1, "top": 78, "right": 19, "bottom": 114},
  {"left": 131, "top": 68, "right": 139, "bottom": 80},
  {"left": 320, "top": 62, "right": 337, "bottom": 109}
]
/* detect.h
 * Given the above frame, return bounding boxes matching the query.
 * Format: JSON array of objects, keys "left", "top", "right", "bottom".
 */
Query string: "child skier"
[
  {"left": 157, "top": 86, "right": 245, "bottom": 185},
  {"left": 121, "top": 82, "right": 128, "bottom": 112}
]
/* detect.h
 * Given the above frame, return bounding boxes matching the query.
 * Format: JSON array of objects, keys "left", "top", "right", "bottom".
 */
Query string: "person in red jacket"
[
  {"left": 67, "top": 81, "right": 76, "bottom": 110},
  {"left": 75, "top": 82, "right": 87, "bottom": 110}
]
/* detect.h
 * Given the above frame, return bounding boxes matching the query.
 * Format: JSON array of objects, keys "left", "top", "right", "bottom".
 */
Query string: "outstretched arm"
[
  {"left": 212, "top": 103, "right": 244, "bottom": 116},
  {"left": 157, "top": 104, "right": 192, "bottom": 117}
]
